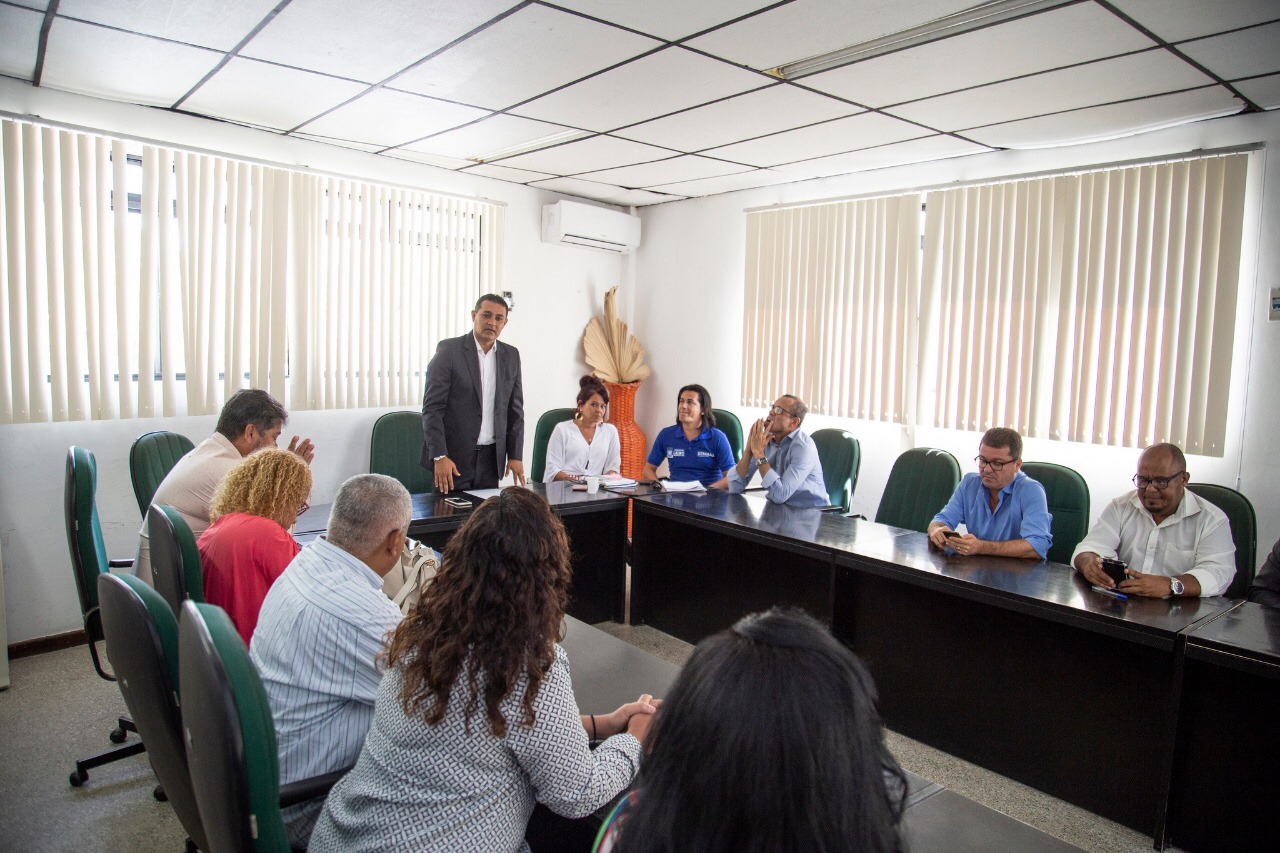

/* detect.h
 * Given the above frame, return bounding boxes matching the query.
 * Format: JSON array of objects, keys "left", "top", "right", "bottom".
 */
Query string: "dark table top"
[
  {"left": 560, "top": 616, "right": 681, "bottom": 713},
  {"left": 902, "top": 788, "right": 1084, "bottom": 852},
  {"left": 1184, "top": 600, "right": 1280, "bottom": 678}
]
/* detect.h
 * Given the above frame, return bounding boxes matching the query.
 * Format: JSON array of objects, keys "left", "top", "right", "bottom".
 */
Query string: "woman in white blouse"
[{"left": 543, "top": 375, "right": 621, "bottom": 482}]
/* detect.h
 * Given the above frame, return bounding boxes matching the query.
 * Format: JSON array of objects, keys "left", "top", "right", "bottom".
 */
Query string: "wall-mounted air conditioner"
[{"left": 541, "top": 200, "right": 641, "bottom": 253}]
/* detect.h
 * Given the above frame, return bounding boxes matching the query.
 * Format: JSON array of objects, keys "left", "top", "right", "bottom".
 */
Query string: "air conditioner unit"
[{"left": 541, "top": 200, "right": 641, "bottom": 253}]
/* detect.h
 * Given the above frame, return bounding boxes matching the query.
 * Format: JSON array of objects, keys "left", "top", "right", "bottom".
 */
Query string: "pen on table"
[{"left": 1090, "top": 584, "right": 1128, "bottom": 600}]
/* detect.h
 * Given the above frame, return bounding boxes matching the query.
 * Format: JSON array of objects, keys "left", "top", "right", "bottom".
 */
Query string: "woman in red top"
[{"left": 198, "top": 447, "right": 312, "bottom": 645}]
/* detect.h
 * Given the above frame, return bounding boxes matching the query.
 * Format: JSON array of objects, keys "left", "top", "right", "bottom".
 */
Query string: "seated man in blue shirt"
[
  {"left": 927, "top": 427, "right": 1052, "bottom": 559},
  {"left": 719, "top": 394, "right": 828, "bottom": 508}
]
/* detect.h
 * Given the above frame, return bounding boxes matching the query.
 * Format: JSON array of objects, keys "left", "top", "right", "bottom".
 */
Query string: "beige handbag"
[{"left": 382, "top": 538, "right": 440, "bottom": 615}]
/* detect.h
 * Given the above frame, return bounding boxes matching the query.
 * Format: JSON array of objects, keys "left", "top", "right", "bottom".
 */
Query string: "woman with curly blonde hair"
[{"left": 198, "top": 447, "right": 312, "bottom": 644}]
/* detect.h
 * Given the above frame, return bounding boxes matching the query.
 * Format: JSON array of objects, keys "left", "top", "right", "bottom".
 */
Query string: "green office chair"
[
  {"left": 875, "top": 447, "right": 962, "bottom": 534},
  {"left": 99, "top": 573, "right": 208, "bottom": 853},
  {"left": 64, "top": 446, "right": 146, "bottom": 786},
  {"left": 1187, "top": 483, "right": 1257, "bottom": 599},
  {"left": 711, "top": 409, "right": 744, "bottom": 461},
  {"left": 129, "top": 430, "right": 195, "bottom": 516},
  {"left": 148, "top": 504, "right": 204, "bottom": 617},
  {"left": 1021, "top": 461, "right": 1090, "bottom": 565},
  {"left": 180, "top": 601, "right": 348, "bottom": 853},
  {"left": 369, "top": 411, "right": 433, "bottom": 494},
  {"left": 811, "top": 428, "right": 861, "bottom": 514},
  {"left": 531, "top": 408, "right": 577, "bottom": 482}
]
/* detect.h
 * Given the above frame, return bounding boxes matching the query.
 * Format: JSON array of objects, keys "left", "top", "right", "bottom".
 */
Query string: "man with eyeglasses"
[
  {"left": 1072, "top": 443, "right": 1235, "bottom": 598},
  {"left": 719, "top": 395, "right": 828, "bottom": 508},
  {"left": 927, "top": 427, "right": 1051, "bottom": 559}
]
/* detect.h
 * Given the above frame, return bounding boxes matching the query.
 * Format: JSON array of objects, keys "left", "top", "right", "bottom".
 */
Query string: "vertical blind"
[
  {"left": 743, "top": 193, "right": 923, "bottom": 422},
  {"left": 0, "top": 117, "right": 503, "bottom": 424}
]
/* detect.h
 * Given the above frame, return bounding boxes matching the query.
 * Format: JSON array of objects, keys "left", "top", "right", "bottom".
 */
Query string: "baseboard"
[{"left": 7, "top": 629, "right": 87, "bottom": 659}]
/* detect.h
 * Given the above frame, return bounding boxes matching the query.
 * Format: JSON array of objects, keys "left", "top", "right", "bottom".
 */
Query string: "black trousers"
[{"left": 455, "top": 443, "right": 500, "bottom": 490}]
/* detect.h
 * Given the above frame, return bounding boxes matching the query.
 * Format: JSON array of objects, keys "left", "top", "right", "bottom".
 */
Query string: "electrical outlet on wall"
[{"left": 1270, "top": 288, "right": 1280, "bottom": 321}]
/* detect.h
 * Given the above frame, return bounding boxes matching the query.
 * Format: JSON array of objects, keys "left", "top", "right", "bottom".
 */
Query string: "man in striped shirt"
[{"left": 251, "top": 474, "right": 411, "bottom": 846}]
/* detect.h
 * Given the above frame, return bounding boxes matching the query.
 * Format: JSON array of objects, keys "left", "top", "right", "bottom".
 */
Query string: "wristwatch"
[
  {"left": 1169, "top": 577, "right": 1185, "bottom": 597},
  {"left": 755, "top": 456, "right": 768, "bottom": 468},
  {"left": 433, "top": 454, "right": 446, "bottom": 462}
]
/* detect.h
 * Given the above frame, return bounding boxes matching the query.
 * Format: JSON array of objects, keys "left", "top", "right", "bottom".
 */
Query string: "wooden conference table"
[{"left": 628, "top": 489, "right": 1237, "bottom": 841}]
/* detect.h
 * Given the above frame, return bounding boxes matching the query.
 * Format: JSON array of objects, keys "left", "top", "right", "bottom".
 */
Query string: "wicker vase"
[{"left": 605, "top": 380, "right": 646, "bottom": 536}]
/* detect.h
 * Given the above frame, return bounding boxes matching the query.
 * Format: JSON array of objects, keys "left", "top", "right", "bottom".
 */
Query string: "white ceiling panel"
[
  {"left": 242, "top": 0, "right": 513, "bottom": 84},
  {"left": 298, "top": 89, "right": 488, "bottom": 148},
  {"left": 383, "top": 149, "right": 473, "bottom": 170},
  {"left": 391, "top": 5, "right": 659, "bottom": 110},
  {"left": 460, "top": 163, "right": 557, "bottom": 184},
  {"left": 607, "top": 188, "right": 685, "bottom": 206},
  {"left": 704, "top": 112, "right": 928, "bottom": 168},
  {"left": 771, "top": 134, "right": 990, "bottom": 178},
  {"left": 509, "top": 46, "right": 768, "bottom": 132},
  {"left": 577, "top": 155, "right": 749, "bottom": 187},
  {"left": 495, "top": 134, "right": 673, "bottom": 174},
  {"left": 182, "top": 58, "right": 367, "bottom": 131},
  {"left": 685, "top": 0, "right": 976, "bottom": 71},
  {"left": 41, "top": 19, "right": 222, "bottom": 107},
  {"left": 291, "top": 133, "right": 385, "bottom": 153},
  {"left": 6, "top": 1, "right": 48, "bottom": 9},
  {"left": 58, "top": 0, "right": 281, "bottom": 51},
  {"left": 1109, "top": 0, "right": 1280, "bottom": 42},
  {"left": 614, "top": 83, "right": 859, "bottom": 152},
  {"left": 0, "top": 5, "right": 43, "bottom": 81},
  {"left": 889, "top": 50, "right": 1216, "bottom": 132},
  {"left": 647, "top": 169, "right": 797, "bottom": 197},
  {"left": 801, "top": 3, "right": 1156, "bottom": 108},
  {"left": 1177, "top": 22, "right": 1280, "bottom": 82},
  {"left": 551, "top": 0, "right": 778, "bottom": 42},
  {"left": 966, "top": 87, "right": 1244, "bottom": 149},
  {"left": 526, "top": 177, "right": 635, "bottom": 205},
  {"left": 400, "top": 114, "right": 576, "bottom": 161},
  {"left": 1234, "top": 73, "right": 1280, "bottom": 109}
]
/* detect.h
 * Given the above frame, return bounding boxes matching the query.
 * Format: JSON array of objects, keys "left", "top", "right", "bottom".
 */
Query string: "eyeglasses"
[
  {"left": 1133, "top": 472, "right": 1184, "bottom": 491},
  {"left": 975, "top": 456, "right": 1016, "bottom": 471},
  {"left": 298, "top": 499, "right": 310, "bottom": 516},
  {"left": 769, "top": 405, "right": 799, "bottom": 418}
]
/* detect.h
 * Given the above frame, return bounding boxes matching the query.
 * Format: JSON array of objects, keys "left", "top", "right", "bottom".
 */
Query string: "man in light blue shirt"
[
  {"left": 927, "top": 427, "right": 1052, "bottom": 559},
  {"left": 720, "top": 394, "right": 828, "bottom": 508},
  {"left": 251, "top": 474, "right": 411, "bottom": 845}
]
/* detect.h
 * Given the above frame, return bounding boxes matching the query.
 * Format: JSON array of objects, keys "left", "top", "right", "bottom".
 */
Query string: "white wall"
[
  {"left": 634, "top": 111, "right": 1280, "bottom": 561},
  {"left": 0, "top": 80, "right": 627, "bottom": 643}
]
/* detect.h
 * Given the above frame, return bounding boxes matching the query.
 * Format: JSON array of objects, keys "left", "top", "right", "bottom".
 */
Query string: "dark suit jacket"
[{"left": 420, "top": 333, "right": 524, "bottom": 481}]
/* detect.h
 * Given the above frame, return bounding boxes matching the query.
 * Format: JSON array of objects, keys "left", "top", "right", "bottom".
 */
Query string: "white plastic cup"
[{"left": 585, "top": 475, "right": 601, "bottom": 494}]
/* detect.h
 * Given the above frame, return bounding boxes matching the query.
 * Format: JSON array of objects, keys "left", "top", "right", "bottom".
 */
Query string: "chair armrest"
[
  {"left": 818, "top": 505, "right": 846, "bottom": 514},
  {"left": 108, "top": 557, "right": 135, "bottom": 569},
  {"left": 278, "top": 766, "right": 352, "bottom": 808}
]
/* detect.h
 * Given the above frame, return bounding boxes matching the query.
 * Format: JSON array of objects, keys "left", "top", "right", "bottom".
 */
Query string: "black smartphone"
[
  {"left": 1100, "top": 557, "right": 1128, "bottom": 586},
  {"left": 942, "top": 530, "right": 960, "bottom": 539},
  {"left": 443, "top": 497, "right": 472, "bottom": 509}
]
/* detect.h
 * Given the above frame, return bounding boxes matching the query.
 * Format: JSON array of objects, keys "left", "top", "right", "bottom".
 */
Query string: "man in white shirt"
[
  {"left": 251, "top": 473, "right": 411, "bottom": 846},
  {"left": 134, "top": 389, "right": 314, "bottom": 582},
  {"left": 1073, "top": 443, "right": 1235, "bottom": 598}
]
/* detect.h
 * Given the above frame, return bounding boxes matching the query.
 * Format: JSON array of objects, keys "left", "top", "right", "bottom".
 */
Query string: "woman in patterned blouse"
[{"left": 310, "top": 487, "right": 658, "bottom": 852}]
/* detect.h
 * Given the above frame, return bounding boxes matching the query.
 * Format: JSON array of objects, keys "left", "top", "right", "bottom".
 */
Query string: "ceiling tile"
[
  {"left": 602, "top": 187, "right": 685, "bottom": 206},
  {"left": 509, "top": 46, "right": 768, "bottom": 132},
  {"left": 685, "top": 0, "right": 976, "bottom": 71},
  {"left": 966, "top": 87, "right": 1244, "bottom": 149},
  {"left": 291, "top": 133, "right": 385, "bottom": 153},
  {"left": 181, "top": 58, "right": 367, "bottom": 131},
  {"left": 527, "top": 176, "right": 634, "bottom": 204},
  {"left": 399, "top": 114, "right": 578, "bottom": 162},
  {"left": 495, "top": 134, "right": 673, "bottom": 174},
  {"left": 1108, "top": 0, "right": 1280, "bottom": 42},
  {"left": 1234, "top": 73, "right": 1280, "bottom": 109},
  {"left": 703, "top": 112, "right": 926, "bottom": 168},
  {"left": 551, "top": 0, "right": 778, "bottom": 42},
  {"left": 646, "top": 169, "right": 798, "bottom": 197},
  {"left": 6, "top": 1, "right": 49, "bottom": 9},
  {"left": 800, "top": 3, "right": 1156, "bottom": 108},
  {"left": 383, "top": 149, "right": 473, "bottom": 170},
  {"left": 0, "top": 5, "right": 43, "bottom": 81},
  {"left": 460, "top": 163, "right": 557, "bottom": 184},
  {"left": 614, "top": 83, "right": 859, "bottom": 152},
  {"left": 242, "top": 0, "right": 513, "bottom": 84},
  {"left": 41, "top": 19, "right": 221, "bottom": 107},
  {"left": 297, "top": 89, "right": 488, "bottom": 148},
  {"left": 577, "top": 155, "right": 749, "bottom": 186},
  {"left": 888, "top": 51, "right": 1216, "bottom": 132},
  {"left": 58, "top": 0, "right": 280, "bottom": 51},
  {"left": 1177, "top": 22, "right": 1280, "bottom": 82},
  {"left": 771, "top": 134, "right": 990, "bottom": 178},
  {"left": 391, "top": 5, "right": 660, "bottom": 110}
]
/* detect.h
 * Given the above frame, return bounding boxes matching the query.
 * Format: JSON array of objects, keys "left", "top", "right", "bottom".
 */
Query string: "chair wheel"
[
  {"left": 70, "top": 769, "right": 87, "bottom": 787},
  {"left": 154, "top": 784, "right": 167, "bottom": 801},
  {"left": 109, "top": 727, "right": 128, "bottom": 744}
]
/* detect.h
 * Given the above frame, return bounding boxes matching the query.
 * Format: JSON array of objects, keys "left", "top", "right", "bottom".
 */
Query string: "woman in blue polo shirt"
[{"left": 642, "top": 384, "right": 734, "bottom": 486}]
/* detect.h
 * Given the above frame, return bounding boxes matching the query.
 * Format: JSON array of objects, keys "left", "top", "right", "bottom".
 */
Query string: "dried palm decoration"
[{"left": 583, "top": 286, "right": 651, "bottom": 384}]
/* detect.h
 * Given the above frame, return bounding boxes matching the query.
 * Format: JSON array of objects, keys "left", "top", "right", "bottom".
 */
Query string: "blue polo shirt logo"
[{"left": 668, "top": 448, "right": 684, "bottom": 458}]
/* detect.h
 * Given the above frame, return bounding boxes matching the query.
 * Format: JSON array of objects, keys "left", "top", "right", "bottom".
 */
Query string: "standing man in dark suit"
[{"left": 421, "top": 294, "right": 525, "bottom": 493}]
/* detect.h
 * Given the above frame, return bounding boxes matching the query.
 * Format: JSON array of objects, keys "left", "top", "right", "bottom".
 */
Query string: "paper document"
[
  {"left": 603, "top": 476, "right": 638, "bottom": 488},
  {"left": 659, "top": 480, "right": 705, "bottom": 492}
]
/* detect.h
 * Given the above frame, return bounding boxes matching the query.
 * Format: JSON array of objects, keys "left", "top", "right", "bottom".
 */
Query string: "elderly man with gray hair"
[{"left": 251, "top": 474, "right": 412, "bottom": 846}]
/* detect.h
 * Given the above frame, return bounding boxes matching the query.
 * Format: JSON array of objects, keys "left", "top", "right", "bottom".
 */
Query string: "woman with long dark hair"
[
  {"left": 310, "top": 487, "right": 658, "bottom": 852},
  {"left": 641, "top": 383, "right": 734, "bottom": 486},
  {"left": 544, "top": 374, "right": 621, "bottom": 482},
  {"left": 595, "top": 608, "right": 907, "bottom": 853}
]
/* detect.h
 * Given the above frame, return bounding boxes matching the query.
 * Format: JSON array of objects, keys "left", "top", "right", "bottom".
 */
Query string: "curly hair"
[
  {"left": 209, "top": 448, "right": 312, "bottom": 529},
  {"left": 385, "top": 487, "right": 572, "bottom": 738}
]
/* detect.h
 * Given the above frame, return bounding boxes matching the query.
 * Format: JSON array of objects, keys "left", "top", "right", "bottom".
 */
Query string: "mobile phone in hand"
[{"left": 1100, "top": 557, "right": 1128, "bottom": 586}]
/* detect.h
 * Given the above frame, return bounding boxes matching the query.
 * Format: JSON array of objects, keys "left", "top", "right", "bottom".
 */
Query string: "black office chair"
[
  {"left": 147, "top": 504, "right": 204, "bottom": 617},
  {"left": 64, "top": 446, "right": 146, "bottom": 787},
  {"left": 129, "top": 430, "right": 195, "bottom": 516}
]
